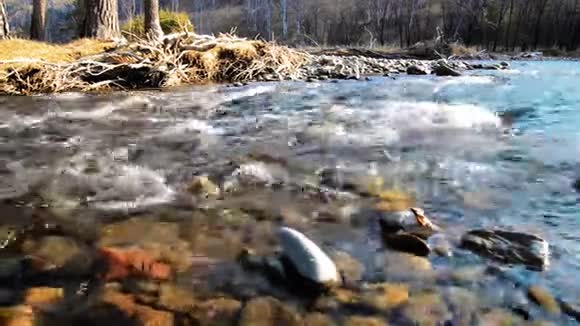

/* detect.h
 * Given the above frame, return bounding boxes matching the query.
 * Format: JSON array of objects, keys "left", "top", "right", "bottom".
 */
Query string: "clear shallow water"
[{"left": 2, "top": 61, "right": 580, "bottom": 321}]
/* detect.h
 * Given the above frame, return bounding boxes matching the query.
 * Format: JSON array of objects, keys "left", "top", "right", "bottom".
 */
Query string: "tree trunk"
[
  {"left": 144, "top": 0, "right": 163, "bottom": 41},
  {"left": 280, "top": 0, "right": 287, "bottom": 38},
  {"left": 504, "top": 0, "right": 514, "bottom": 50},
  {"left": 81, "top": 0, "right": 121, "bottom": 39},
  {"left": 30, "top": 0, "right": 47, "bottom": 41},
  {"left": 0, "top": 0, "right": 9, "bottom": 39}
]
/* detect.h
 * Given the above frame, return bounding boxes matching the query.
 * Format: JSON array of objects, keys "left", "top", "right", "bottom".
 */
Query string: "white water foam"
[
  {"left": 54, "top": 96, "right": 152, "bottom": 120},
  {"left": 315, "top": 101, "right": 501, "bottom": 147},
  {"left": 46, "top": 152, "right": 174, "bottom": 212},
  {"left": 433, "top": 75, "right": 495, "bottom": 93}
]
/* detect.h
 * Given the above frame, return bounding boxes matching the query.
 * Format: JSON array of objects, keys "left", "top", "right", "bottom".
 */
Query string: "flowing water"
[{"left": 2, "top": 61, "right": 580, "bottom": 323}]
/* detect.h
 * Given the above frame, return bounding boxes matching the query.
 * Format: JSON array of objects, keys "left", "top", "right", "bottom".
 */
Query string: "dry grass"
[
  {"left": 0, "top": 33, "right": 310, "bottom": 95},
  {"left": 449, "top": 43, "right": 479, "bottom": 56},
  {"left": 0, "top": 39, "right": 117, "bottom": 63}
]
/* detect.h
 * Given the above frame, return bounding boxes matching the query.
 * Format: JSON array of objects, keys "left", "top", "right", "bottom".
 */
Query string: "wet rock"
[
  {"left": 448, "top": 266, "right": 487, "bottom": 284},
  {"left": 442, "top": 286, "right": 480, "bottom": 325},
  {"left": 304, "top": 312, "right": 336, "bottom": 326},
  {"left": 401, "top": 291, "right": 450, "bottom": 325},
  {"left": 360, "top": 282, "right": 409, "bottom": 311},
  {"left": 22, "top": 236, "right": 93, "bottom": 275},
  {"left": 329, "top": 251, "right": 364, "bottom": 283},
  {"left": 382, "top": 252, "right": 433, "bottom": 281},
  {"left": 344, "top": 316, "right": 387, "bottom": 326},
  {"left": 157, "top": 283, "right": 197, "bottom": 312},
  {"left": 0, "top": 257, "right": 25, "bottom": 281},
  {"left": 559, "top": 299, "right": 580, "bottom": 322},
  {"left": 430, "top": 234, "right": 452, "bottom": 257},
  {"left": 460, "top": 229, "right": 549, "bottom": 270},
  {"left": 527, "top": 286, "right": 561, "bottom": 314},
  {"left": 277, "top": 227, "right": 340, "bottom": 286},
  {"left": 186, "top": 175, "right": 221, "bottom": 198},
  {"left": 189, "top": 298, "right": 242, "bottom": 325},
  {"left": 100, "top": 218, "right": 192, "bottom": 272},
  {"left": 479, "top": 308, "right": 524, "bottom": 325},
  {"left": 382, "top": 232, "right": 430, "bottom": 256},
  {"left": 0, "top": 306, "right": 35, "bottom": 326},
  {"left": 483, "top": 64, "right": 502, "bottom": 70},
  {"left": 373, "top": 190, "right": 415, "bottom": 212},
  {"left": 240, "top": 296, "right": 302, "bottom": 326},
  {"left": 433, "top": 63, "right": 462, "bottom": 76},
  {"left": 0, "top": 289, "right": 17, "bottom": 305},
  {"left": 98, "top": 246, "right": 172, "bottom": 281},
  {"left": 24, "top": 287, "right": 64, "bottom": 305},
  {"left": 500, "top": 61, "right": 510, "bottom": 67},
  {"left": 377, "top": 207, "right": 439, "bottom": 241},
  {"left": 406, "top": 65, "right": 429, "bottom": 75},
  {"left": 101, "top": 289, "right": 174, "bottom": 326}
]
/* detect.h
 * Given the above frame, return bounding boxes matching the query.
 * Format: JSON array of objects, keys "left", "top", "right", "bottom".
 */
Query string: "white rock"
[{"left": 277, "top": 227, "right": 339, "bottom": 284}]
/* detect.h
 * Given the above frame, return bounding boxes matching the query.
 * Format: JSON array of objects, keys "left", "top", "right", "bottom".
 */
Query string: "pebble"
[
  {"left": 240, "top": 296, "right": 302, "bottom": 326},
  {"left": 189, "top": 298, "right": 242, "bottom": 325},
  {"left": 329, "top": 250, "right": 364, "bottom": 282},
  {"left": 527, "top": 285, "right": 561, "bottom": 314},
  {"left": 406, "top": 64, "right": 429, "bottom": 75},
  {"left": 277, "top": 227, "right": 340, "bottom": 285},
  {"left": 460, "top": 229, "right": 549, "bottom": 270},
  {"left": 24, "top": 287, "right": 64, "bottom": 305},
  {"left": 186, "top": 175, "right": 221, "bottom": 198},
  {"left": 400, "top": 291, "right": 450, "bottom": 325},
  {"left": 344, "top": 316, "right": 387, "bottom": 326},
  {"left": 303, "top": 313, "right": 336, "bottom": 326},
  {"left": 360, "top": 282, "right": 409, "bottom": 311},
  {"left": 382, "top": 232, "right": 431, "bottom": 256},
  {"left": 22, "top": 235, "right": 93, "bottom": 275}
]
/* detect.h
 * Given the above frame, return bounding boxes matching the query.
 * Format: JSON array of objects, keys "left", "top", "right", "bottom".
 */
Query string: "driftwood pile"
[{"left": 0, "top": 32, "right": 311, "bottom": 95}]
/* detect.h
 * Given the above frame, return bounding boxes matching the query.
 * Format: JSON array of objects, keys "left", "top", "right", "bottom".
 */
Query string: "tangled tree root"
[{"left": 0, "top": 33, "right": 312, "bottom": 95}]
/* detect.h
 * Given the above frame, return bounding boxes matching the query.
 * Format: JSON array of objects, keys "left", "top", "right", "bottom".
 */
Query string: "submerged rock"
[
  {"left": 24, "top": 287, "right": 64, "bottom": 305},
  {"left": 240, "top": 297, "right": 302, "bottom": 326},
  {"left": 189, "top": 298, "right": 242, "bottom": 325},
  {"left": 560, "top": 299, "right": 580, "bottom": 322},
  {"left": 21, "top": 236, "right": 93, "bottom": 276},
  {"left": 360, "top": 282, "right": 409, "bottom": 311},
  {"left": 434, "top": 62, "right": 462, "bottom": 76},
  {"left": 400, "top": 291, "right": 450, "bottom": 325},
  {"left": 303, "top": 313, "right": 336, "bottom": 326},
  {"left": 527, "top": 286, "right": 561, "bottom": 314},
  {"left": 344, "top": 316, "right": 386, "bottom": 326},
  {"left": 460, "top": 229, "right": 549, "bottom": 270},
  {"left": 406, "top": 65, "right": 429, "bottom": 75},
  {"left": 377, "top": 207, "right": 440, "bottom": 239},
  {"left": 329, "top": 251, "right": 364, "bottom": 283},
  {"left": 186, "top": 175, "right": 221, "bottom": 198},
  {"left": 277, "top": 227, "right": 340, "bottom": 286},
  {"left": 382, "top": 232, "right": 431, "bottom": 256}
]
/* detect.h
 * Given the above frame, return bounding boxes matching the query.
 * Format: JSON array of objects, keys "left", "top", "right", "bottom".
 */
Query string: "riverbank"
[{"left": 0, "top": 34, "right": 513, "bottom": 96}]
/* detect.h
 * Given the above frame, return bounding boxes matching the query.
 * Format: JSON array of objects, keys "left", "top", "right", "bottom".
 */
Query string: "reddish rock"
[{"left": 98, "top": 247, "right": 172, "bottom": 281}]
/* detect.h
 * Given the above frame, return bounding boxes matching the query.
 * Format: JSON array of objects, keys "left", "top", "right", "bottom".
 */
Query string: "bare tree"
[
  {"left": 0, "top": 0, "right": 9, "bottom": 39},
  {"left": 144, "top": 0, "right": 163, "bottom": 41},
  {"left": 280, "top": 0, "right": 288, "bottom": 38},
  {"left": 30, "top": 0, "right": 47, "bottom": 41},
  {"left": 81, "top": 0, "right": 121, "bottom": 39}
]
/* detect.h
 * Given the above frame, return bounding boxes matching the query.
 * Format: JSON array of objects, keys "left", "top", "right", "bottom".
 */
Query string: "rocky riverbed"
[{"left": 252, "top": 55, "right": 508, "bottom": 83}]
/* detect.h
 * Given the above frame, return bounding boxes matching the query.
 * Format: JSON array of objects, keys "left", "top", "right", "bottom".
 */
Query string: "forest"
[{"left": 0, "top": 0, "right": 580, "bottom": 52}]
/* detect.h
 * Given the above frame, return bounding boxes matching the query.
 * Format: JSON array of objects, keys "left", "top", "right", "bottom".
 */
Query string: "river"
[{"left": 1, "top": 61, "right": 580, "bottom": 324}]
